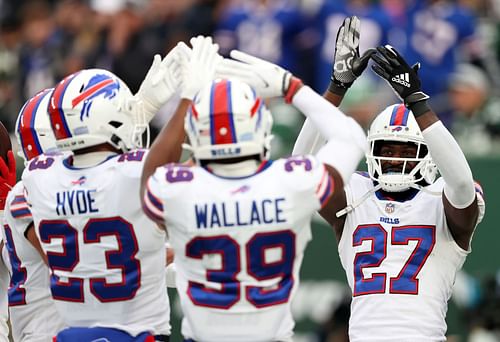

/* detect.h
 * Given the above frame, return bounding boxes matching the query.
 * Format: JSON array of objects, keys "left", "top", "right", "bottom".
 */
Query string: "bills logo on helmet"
[{"left": 71, "top": 74, "right": 120, "bottom": 121}]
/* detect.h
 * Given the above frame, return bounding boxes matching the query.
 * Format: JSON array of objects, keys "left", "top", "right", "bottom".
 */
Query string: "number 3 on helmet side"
[
  {"left": 186, "top": 230, "right": 295, "bottom": 309},
  {"left": 353, "top": 224, "right": 436, "bottom": 296}
]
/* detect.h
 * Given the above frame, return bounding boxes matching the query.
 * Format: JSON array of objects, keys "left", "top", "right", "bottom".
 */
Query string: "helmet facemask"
[
  {"left": 366, "top": 104, "right": 437, "bottom": 192},
  {"left": 367, "top": 140, "right": 435, "bottom": 192}
]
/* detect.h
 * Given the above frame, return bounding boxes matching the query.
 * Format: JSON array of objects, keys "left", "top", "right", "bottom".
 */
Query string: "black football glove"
[
  {"left": 329, "top": 16, "right": 376, "bottom": 96},
  {"left": 370, "top": 45, "right": 430, "bottom": 117}
]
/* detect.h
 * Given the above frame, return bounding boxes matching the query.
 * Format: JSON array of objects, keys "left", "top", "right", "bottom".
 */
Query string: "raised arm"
[
  {"left": 371, "top": 45, "right": 481, "bottom": 250},
  {"left": 140, "top": 36, "right": 220, "bottom": 202},
  {"left": 294, "top": 16, "right": 374, "bottom": 156},
  {"left": 216, "top": 48, "right": 367, "bottom": 239}
]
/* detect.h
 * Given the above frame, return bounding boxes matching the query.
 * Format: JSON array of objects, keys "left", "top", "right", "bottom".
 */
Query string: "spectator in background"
[
  {"left": 155, "top": 0, "right": 219, "bottom": 46},
  {"left": 0, "top": 16, "right": 22, "bottom": 132},
  {"left": 312, "top": 0, "right": 393, "bottom": 91},
  {"left": 393, "top": 0, "right": 484, "bottom": 128},
  {"left": 214, "top": 0, "right": 313, "bottom": 158},
  {"left": 139, "top": 0, "right": 221, "bottom": 134},
  {"left": 449, "top": 64, "right": 500, "bottom": 156},
  {"left": 53, "top": 0, "right": 98, "bottom": 75},
  {"left": 465, "top": 273, "right": 500, "bottom": 342},
  {"left": 18, "top": 0, "right": 60, "bottom": 101},
  {"left": 214, "top": 0, "right": 311, "bottom": 80}
]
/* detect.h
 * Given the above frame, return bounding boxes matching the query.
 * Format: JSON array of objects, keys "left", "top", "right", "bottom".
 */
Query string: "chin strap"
[{"left": 336, "top": 183, "right": 382, "bottom": 218}]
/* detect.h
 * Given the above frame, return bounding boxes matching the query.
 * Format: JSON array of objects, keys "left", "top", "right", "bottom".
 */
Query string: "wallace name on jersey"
[{"left": 194, "top": 197, "right": 287, "bottom": 229}]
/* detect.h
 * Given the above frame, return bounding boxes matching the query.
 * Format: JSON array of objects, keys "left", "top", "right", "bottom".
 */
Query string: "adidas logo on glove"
[{"left": 392, "top": 73, "right": 410, "bottom": 88}]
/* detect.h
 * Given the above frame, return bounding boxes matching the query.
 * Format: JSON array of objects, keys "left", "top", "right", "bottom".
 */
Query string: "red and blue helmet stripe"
[
  {"left": 17, "top": 88, "right": 52, "bottom": 160},
  {"left": 210, "top": 79, "right": 237, "bottom": 145},
  {"left": 49, "top": 73, "right": 79, "bottom": 140},
  {"left": 389, "top": 104, "right": 410, "bottom": 126}
]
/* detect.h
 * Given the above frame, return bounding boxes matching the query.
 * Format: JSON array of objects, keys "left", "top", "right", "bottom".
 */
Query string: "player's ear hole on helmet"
[
  {"left": 110, "top": 134, "right": 122, "bottom": 147},
  {"left": 108, "top": 121, "right": 123, "bottom": 128}
]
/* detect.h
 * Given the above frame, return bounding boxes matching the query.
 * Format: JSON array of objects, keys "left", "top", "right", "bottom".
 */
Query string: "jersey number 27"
[{"left": 353, "top": 224, "right": 435, "bottom": 296}]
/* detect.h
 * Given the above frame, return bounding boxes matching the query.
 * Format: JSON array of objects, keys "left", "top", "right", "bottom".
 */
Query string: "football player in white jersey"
[
  {"left": 20, "top": 62, "right": 186, "bottom": 341},
  {"left": 2, "top": 88, "right": 66, "bottom": 341},
  {"left": 0, "top": 133, "right": 16, "bottom": 342},
  {"left": 141, "top": 36, "right": 368, "bottom": 341},
  {"left": 292, "top": 17, "right": 486, "bottom": 342},
  {"left": 0, "top": 229, "right": 9, "bottom": 342}
]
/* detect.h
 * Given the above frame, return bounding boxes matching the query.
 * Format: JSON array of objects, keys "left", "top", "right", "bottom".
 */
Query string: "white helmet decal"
[{"left": 48, "top": 69, "right": 144, "bottom": 152}]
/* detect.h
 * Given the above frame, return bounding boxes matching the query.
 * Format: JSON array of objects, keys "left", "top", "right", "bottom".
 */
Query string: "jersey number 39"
[{"left": 186, "top": 230, "right": 295, "bottom": 309}]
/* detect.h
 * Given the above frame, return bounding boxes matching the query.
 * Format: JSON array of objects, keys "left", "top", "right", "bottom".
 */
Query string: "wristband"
[
  {"left": 284, "top": 76, "right": 304, "bottom": 104},
  {"left": 405, "top": 91, "right": 430, "bottom": 117},
  {"left": 328, "top": 78, "right": 348, "bottom": 96}
]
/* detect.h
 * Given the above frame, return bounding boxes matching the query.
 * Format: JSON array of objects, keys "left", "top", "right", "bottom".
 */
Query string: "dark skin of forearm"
[
  {"left": 414, "top": 109, "right": 438, "bottom": 130},
  {"left": 323, "top": 90, "right": 343, "bottom": 107},
  {"left": 26, "top": 223, "right": 48, "bottom": 265},
  {"left": 140, "top": 99, "right": 191, "bottom": 198}
]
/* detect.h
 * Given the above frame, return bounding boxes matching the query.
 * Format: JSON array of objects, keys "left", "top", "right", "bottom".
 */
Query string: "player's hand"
[
  {"left": 329, "top": 16, "right": 376, "bottom": 95},
  {"left": 179, "top": 36, "right": 221, "bottom": 100},
  {"left": 135, "top": 43, "right": 189, "bottom": 121},
  {"left": 0, "top": 151, "right": 16, "bottom": 210},
  {"left": 370, "top": 45, "right": 430, "bottom": 116},
  {"left": 216, "top": 50, "right": 303, "bottom": 102}
]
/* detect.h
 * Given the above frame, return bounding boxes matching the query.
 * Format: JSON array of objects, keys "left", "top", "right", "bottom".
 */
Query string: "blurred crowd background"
[{"left": 0, "top": 0, "right": 499, "bottom": 341}]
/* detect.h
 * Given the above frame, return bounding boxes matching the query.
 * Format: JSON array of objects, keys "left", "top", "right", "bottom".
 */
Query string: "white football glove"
[
  {"left": 329, "top": 16, "right": 375, "bottom": 95},
  {"left": 216, "top": 50, "right": 293, "bottom": 99},
  {"left": 135, "top": 42, "right": 190, "bottom": 122},
  {"left": 179, "top": 36, "right": 221, "bottom": 100}
]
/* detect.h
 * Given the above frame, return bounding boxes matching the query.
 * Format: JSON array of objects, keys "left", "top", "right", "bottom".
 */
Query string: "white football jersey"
[
  {"left": 0, "top": 223, "right": 9, "bottom": 342},
  {"left": 2, "top": 181, "right": 65, "bottom": 341},
  {"left": 22, "top": 150, "right": 170, "bottom": 336},
  {"left": 338, "top": 173, "right": 486, "bottom": 342},
  {"left": 144, "top": 156, "right": 334, "bottom": 342}
]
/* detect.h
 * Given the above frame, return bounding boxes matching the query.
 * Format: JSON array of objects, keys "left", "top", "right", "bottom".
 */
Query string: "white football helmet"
[
  {"left": 47, "top": 69, "right": 145, "bottom": 152},
  {"left": 366, "top": 104, "right": 437, "bottom": 192},
  {"left": 15, "top": 88, "right": 58, "bottom": 161},
  {"left": 184, "top": 78, "right": 273, "bottom": 162}
]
